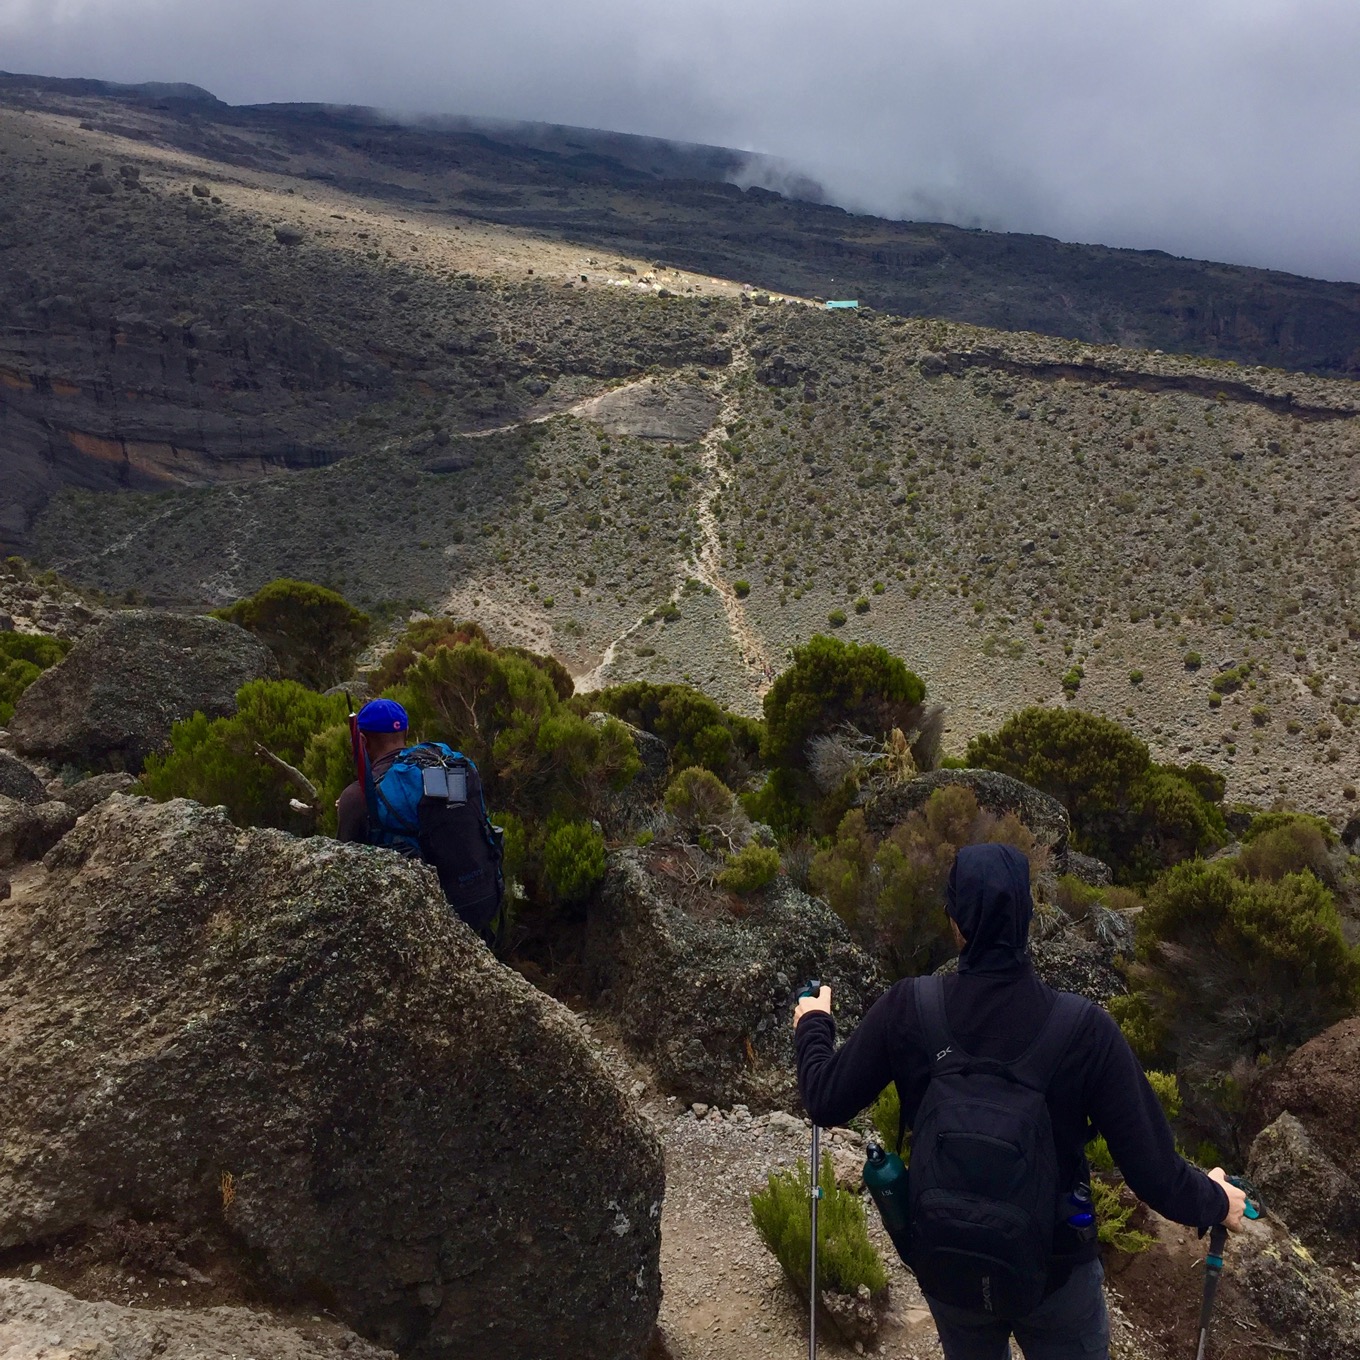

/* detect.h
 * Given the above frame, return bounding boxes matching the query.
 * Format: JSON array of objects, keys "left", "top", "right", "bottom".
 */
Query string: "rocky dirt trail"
[{"left": 570, "top": 1009, "right": 1163, "bottom": 1360}]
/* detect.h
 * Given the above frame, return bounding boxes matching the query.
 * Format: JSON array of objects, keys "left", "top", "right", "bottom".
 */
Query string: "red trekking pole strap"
[{"left": 346, "top": 693, "right": 380, "bottom": 832}]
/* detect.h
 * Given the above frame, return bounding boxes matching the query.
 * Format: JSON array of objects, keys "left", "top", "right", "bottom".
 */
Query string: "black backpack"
[
  {"left": 903, "top": 974, "right": 1088, "bottom": 1321},
  {"left": 367, "top": 742, "right": 505, "bottom": 941}
]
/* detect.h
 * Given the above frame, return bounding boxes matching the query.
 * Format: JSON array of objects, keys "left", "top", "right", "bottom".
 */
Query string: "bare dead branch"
[{"left": 253, "top": 742, "right": 319, "bottom": 809}]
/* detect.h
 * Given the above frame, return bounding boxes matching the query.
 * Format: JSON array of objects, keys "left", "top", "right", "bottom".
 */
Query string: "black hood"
[{"left": 946, "top": 843, "right": 1033, "bottom": 976}]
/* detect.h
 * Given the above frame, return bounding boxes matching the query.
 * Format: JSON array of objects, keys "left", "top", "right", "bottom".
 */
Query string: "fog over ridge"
[{"left": 3, "top": 0, "right": 1359, "bottom": 282}]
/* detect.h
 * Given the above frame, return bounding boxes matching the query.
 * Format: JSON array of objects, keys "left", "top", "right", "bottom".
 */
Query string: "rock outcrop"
[
  {"left": 586, "top": 846, "right": 883, "bottom": 1107},
  {"left": 1248, "top": 1113, "right": 1360, "bottom": 1264},
  {"left": 0, "top": 793, "right": 75, "bottom": 869},
  {"left": 8, "top": 611, "right": 276, "bottom": 772},
  {"left": 1249, "top": 1017, "right": 1360, "bottom": 1172},
  {"left": 0, "top": 796, "right": 663, "bottom": 1360},
  {"left": 0, "top": 751, "right": 44, "bottom": 804},
  {"left": 0, "top": 1279, "right": 397, "bottom": 1360}
]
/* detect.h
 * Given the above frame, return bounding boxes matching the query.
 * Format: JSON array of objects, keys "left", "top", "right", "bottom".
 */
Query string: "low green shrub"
[
  {"left": 0, "top": 631, "right": 71, "bottom": 725},
  {"left": 1120, "top": 858, "right": 1360, "bottom": 1071},
  {"left": 140, "top": 680, "right": 348, "bottom": 830},
  {"left": 827, "top": 609, "right": 847, "bottom": 628},
  {"left": 967, "top": 707, "right": 1225, "bottom": 882},
  {"left": 870, "top": 1083, "right": 909, "bottom": 1157},
  {"left": 734, "top": 579, "right": 751, "bottom": 598},
  {"left": 717, "top": 842, "right": 780, "bottom": 894},
  {"left": 542, "top": 820, "right": 607, "bottom": 904},
  {"left": 752, "top": 635, "right": 934, "bottom": 835},
  {"left": 1092, "top": 1178, "right": 1153, "bottom": 1254},
  {"left": 665, "top": 766, "right": 735, "bottom": 833},
  {"left": 373, "top": 618, "right": 491, "bottom": 690},
  {"left": 590, "top": 680, "right": 762, "bottom": 785},
  {"left": 1236, "top": 818, "right": 1334, "bottom": 883},
  {"left": 751, "top": 1153, "right": 888, "bottom": 1297}
]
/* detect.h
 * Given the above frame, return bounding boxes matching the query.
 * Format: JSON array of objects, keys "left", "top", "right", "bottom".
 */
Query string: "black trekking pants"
[{"left": 925, "top": 1258, "right": 1110, "bottom": 1360}]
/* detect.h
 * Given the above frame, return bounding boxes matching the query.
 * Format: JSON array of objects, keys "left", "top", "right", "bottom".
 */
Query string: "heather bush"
[
  {"left": 751, "top": 1153, "right": 888, "bottom": 1298},
  {"left": 591, "top": 680, "right": 762, "bottom": 785},
  {"left": 140, "top": 680, "right": 347, "bottom": 830},
  {"left": 750, "top": 635, "right": 935, "bottom": 834},
  {"left": 664, "top": 766, "right": 737, "bottom": 834},
  {"left": 810, "top": 785, "right": 1041, "bottom": 977},
  {"left": 1236, "top": 817, "right": 1335, "bottom": 884},
  {"left": 215, "top": 578, "right": 370, "bottom": 690},
  {"left": 717, "top": 842, "right": 780, "bottom": 894},
  {"left": 1115, "top": 858, "right": 1360, "bottom": 1075},
  {"left": 967, "top": 707, "right": 1225, "bottom": 881},
  {"left": 542, "top": 819, "right": 607, "bottom": 904},
  {"left": 370, "top": 617, "right": 490, "bottom": 691},
  {"left": 401, "top": 642, "right": 639, "bottom": 817},
  {"left": 0, "top": 631, "right": 70, "bottom": 725}
]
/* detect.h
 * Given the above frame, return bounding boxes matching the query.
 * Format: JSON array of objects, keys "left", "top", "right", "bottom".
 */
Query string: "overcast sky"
[{"left": 5, "top": 0, "right": 1359, "bottom": 283}]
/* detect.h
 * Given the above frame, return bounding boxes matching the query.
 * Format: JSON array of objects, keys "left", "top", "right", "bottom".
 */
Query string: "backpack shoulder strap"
[
  {"left": 915, "top": 973, "right": 968, "bottom": 1071},
  {"left": 1008, "top": 992, "right": 1089, "bottom": 1093}
]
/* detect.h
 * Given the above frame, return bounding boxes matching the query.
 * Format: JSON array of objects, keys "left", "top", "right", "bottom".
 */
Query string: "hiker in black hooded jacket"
[{"left": 795, "top": 842, "right": 1246, "bottom": 1360}]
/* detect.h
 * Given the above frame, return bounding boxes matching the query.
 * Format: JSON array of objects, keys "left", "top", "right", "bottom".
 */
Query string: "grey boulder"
[
  {"left": 1248, "top": 1113, "right": 1360, "bottom": 1264},
  {"left": 0, "top": 751, "right": 45, "bottom": 804},
  {"left": 9, "top": 611, "right": 277, "bottom": 772},
  {"left": 0, "top": 1279, "right": 396, "bottom": 1360},
  {"left": 0, "top": 795, "right": 662, "bottom": 1360},
  {"left": 56, "top": 769, "right": 138, "bottom": 815},
  {"left": 586, "top": 845, "right": 884, "bottom": 1107}
]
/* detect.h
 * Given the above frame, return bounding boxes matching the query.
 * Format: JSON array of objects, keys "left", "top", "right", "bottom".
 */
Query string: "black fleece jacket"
[{"left": 796, "top": 843, "right": 1228, "bottom": 1277}]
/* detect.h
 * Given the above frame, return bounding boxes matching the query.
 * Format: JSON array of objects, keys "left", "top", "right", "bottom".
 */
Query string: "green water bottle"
[{"left": 863, "top": 1140, "right": 910, "bottom": 1255}]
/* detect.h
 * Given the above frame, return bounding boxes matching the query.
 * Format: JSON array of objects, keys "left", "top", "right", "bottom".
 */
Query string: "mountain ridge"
[{"left": 2, "top": 69, "right": 1358, "bottom": 376}]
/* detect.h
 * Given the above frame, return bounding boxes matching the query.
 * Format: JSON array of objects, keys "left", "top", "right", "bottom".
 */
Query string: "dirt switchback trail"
[
  {"left": 690, "top": 329, "right": 778, "bottom": 696},
  {"left": 576, "top": 331, "right": 778, "bottom": 700}
]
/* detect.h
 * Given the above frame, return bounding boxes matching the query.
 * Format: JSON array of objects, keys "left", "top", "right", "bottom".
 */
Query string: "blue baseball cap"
[{"left": 357, "top": 698, "right": 409, "bottom": 733}]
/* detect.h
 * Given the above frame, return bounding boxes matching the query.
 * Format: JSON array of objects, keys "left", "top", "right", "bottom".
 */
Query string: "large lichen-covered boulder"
[
  {"left": 586, "top": 845, "right": 884, "bottom": 1108},
  {"left": 0, "top": 796, "right": 662, "bottom": 1360},
  {"left": 8, "top": 611, "right": 277, "bottom": 772},
  {"left": 1248, "top": 1113, "right": 1360, "bottom": 1264}
]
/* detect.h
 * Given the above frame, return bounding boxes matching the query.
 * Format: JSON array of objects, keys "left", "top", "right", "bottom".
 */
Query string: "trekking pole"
[
  {"left": 809, "top": 1118, "right": 821, "bottom": 1360},
  {"left": 1194, "top": 1177, "right": 1261, "bottom": 1360},
  {"left": 795, "top": 979, "right": 824, "bottom": 1360}
]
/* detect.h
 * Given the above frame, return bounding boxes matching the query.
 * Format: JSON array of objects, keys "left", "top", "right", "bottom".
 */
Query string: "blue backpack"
[{"left": 367, "top": 742, "right": 504, "bottom": 940}]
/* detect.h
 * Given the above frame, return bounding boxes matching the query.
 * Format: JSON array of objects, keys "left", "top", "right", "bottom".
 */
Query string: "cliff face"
[{"left": 0, "top": 306, "right": 358, "bottom": 545}]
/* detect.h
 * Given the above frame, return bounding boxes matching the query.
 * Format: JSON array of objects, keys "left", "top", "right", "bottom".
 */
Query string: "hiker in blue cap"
[
  {"left": 336, "top": 699, "right": 411, "bottom": 844},
  {"left": 336, "top": 697, "right": 505, "bottom": 944}
]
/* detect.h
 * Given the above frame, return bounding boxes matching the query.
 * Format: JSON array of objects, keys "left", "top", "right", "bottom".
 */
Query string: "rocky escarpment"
[
  {"left": 0, "top": 99, "right": 735, "bottom": 553},
  {"left": 0, "top": 795, "right": 664, "bottom": 1360}
]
